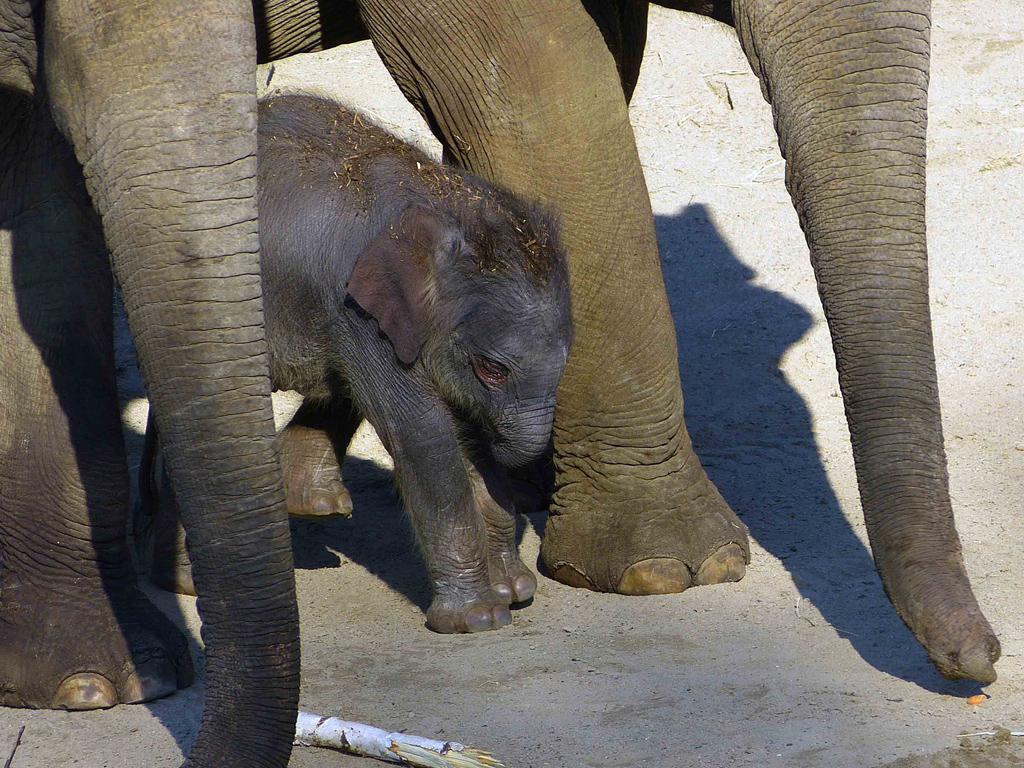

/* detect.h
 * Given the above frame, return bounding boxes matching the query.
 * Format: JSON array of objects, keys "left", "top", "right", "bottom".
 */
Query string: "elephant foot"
[
  {"left": 280, "top": 422, "right": 353, "bottom": 519},
  {"left": 425, "top": 547, "right": 514, "bottom": 634},
  {"left": 0, "top": 582, "right": 193, "bottom": 710},
  {"left": 488, "top": 550, "right": 537, "bottom": 605},
  {"left": 470, "top": 464, "right": 537, "bottom": 606},
  {"left": 426, "top": 593, "right": 513, "bottom": 634},
  {"left": 541, "top": 448, "right": 749, "bottom": 594}
]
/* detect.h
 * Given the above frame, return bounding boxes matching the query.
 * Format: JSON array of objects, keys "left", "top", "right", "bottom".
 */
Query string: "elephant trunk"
[
  {"left": 45, "top": 2, "right": 299, "bottom": 765},
  {"left": 493, "top": 399, "right": 557, "bottom": 468},
  {"left": 733, "top": 0, "right": 998, "bottom": 681}
]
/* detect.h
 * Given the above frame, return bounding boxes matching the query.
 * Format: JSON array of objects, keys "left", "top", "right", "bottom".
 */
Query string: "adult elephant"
[
  {"left": 0, "top": 0, "right": 1000, "bottom": 767},
  {"left": 255, "top": 0, "right": 1000, "bottom": 684},
  {"left": 1, "top": 1, "right": 297, "bottom": 767}
]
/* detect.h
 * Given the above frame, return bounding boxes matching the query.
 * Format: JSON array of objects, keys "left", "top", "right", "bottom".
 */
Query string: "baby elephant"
[{"left": 141, "top": 93, "right": 572, "bottom": 633}]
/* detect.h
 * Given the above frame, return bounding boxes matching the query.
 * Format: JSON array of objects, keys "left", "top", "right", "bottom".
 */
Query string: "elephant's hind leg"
[
  {"left": 279, "top": 398, "right": 360, "bottom": 519},
  {"left": 0, "top": 97, "right": 192, "bottom": 710},
  {"left": 359, "top": 0, "right": 748, "bottom": 596},
  {"left": 137, "top": 396, "right": 360, "bottom": 596}
]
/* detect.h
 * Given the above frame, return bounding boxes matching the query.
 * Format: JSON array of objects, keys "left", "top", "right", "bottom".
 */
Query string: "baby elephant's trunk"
[{"left": 493, "top": 399, "right": 557, "bottom": 468}]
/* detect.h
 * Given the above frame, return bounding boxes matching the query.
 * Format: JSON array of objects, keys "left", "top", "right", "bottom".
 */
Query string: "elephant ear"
[{"left": 346, "top": 205, "right": 447, "bottom": 364}]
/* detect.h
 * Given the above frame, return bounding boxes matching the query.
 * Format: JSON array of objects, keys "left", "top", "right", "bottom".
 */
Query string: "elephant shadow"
[
  {"left": 656, "top": 204, "right": 970, "bottom": 693},
  {"left": 289, "top": 457, "right": 435, "bottom": 614},
  {"left": 289, "top": 457, "right": 538, "bottom": 617}
]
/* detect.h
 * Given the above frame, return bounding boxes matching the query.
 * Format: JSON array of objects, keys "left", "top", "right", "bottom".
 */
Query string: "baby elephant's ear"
[{"left": 346, "top": 205, "right": 445, "bottom": 364}]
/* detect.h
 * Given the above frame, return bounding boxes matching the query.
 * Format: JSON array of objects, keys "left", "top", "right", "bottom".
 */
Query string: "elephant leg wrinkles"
[
  {"left": 358, "top": 0, "right": 749, "bottom": 594},
  {"left": 470, "top": 463, "right": 538, "bottom": 605},
  {"left": 0, "top": 94, "right": 192, "bottom": 710}
]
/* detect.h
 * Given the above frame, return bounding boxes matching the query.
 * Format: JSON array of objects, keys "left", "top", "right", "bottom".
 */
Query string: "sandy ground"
[{"left": 2, "top": 2, "right": 1022, "bottom": 766}]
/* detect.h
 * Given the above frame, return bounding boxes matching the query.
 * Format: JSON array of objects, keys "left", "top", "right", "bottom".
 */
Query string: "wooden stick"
[{"left": 295, "top": 711, "right": 503, "bottom": 767}]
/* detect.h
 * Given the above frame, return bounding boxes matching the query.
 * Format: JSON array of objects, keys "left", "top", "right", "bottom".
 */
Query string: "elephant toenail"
[
  {"left": 464, "top": 607, "right": 492, "bottom": 632},
  {"left": 512, "top": 574, "right": 537, "bottom": 602},
  {"left": 490, "top": 606, "right": 512, "bottom": 630},
  {"left": 492, "top": 581, "right": 514, "bottom": 603},
  {"left": 694, "top": 543, "right": 747, "bottom": 586},
  {"left": 334, "top": 493, "right": 353, "bottom": 517},
  {"left": 464, "top": 605, "right": 511, "bottom": 632},
  {"left": 53, "top": 673, "right": 117, "bottom": 710},
  {"left": 618, "top": 558, "right": 692, "bottom": 595},
  {"left": 122, "top": 662, "right": 179, "bottom": 704}
]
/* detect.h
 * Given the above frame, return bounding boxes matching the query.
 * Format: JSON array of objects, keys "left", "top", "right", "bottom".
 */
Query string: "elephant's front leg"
[
  {"left": 0, "top": 93, "right": 192, "bottom": 710},
  {"left": 362, "top": 387, "right": 511, "bottom": 633},
  {"left": 359, "top": 0, "right": 748, "bottom": 595}
]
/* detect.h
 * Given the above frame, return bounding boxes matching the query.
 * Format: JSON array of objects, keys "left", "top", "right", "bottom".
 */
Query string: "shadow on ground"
[
  {"left": 288, "top": 204, "right": 980, "bottom": 694},
  {"left": 657, "top": 204, "right": 973, "bottom": 694},
  {"left": 290, "top": 457, "right": 434, "bottom": 613}
]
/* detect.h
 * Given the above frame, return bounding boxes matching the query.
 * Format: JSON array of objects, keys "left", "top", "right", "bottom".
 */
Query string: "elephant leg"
[
  {"left": 254, "top": 0, "right": 368, "bottom": 61},
  {"left": 470, "top": 463, "right": 537, "bottom": 605},
  {"left": 139, "top": 395, "right": 360, "bottom": 596},
  {"left": 359, "top": 0, "right": 748, "bottom": 594},
  {"left": 349, "top": 371, "right": 511, "bottom": 633},
  {"left": 45, "top": 1, "right": 300, "bottom": 764},
  {"left": 0, "top": 94, "right": 192, "bottom": 710},
  {"left": 279, "top": 398, "right": 360, "bottom": 519},
  {"left": 136, "top": 413, "right": 196, "bottom": 596},
  {"left": 732, "top": 0, "right": 998, "bottom": 682}
]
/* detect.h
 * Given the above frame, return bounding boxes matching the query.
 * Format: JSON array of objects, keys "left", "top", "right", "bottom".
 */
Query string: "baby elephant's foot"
[
  {"left": 489, "top": 551, "right": 537, "bottom": 605},
  {"left": 470, "top": 466, "right": 537, "bottom": 605},
  {"left": 426, "top": 593, "right": 513, "bottom": 634},
  {"left": 279, "top": 424, "right": 353, "bottom": 519},
  {"left": 425, "top": 562, "right": 512, "bottom": 633}
]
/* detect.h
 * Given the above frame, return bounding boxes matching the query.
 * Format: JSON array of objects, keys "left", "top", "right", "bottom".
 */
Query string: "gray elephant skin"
[
  {"left": 144, "top": 92, "right": 571, "bottom": 634},
  {"left": 256, "top": 0, "right": 999, "bottom": 684},
  {"left": 1, "top": 2, "right": 299, "bottom": 768},
  {"left": 0, "top": 1, "right": 1000, "bottom": 767}
]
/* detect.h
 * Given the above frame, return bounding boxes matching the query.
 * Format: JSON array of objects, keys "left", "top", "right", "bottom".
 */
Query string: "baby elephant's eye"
[{"left": 471, "top": 355, "right": 509, "bottom": 387}]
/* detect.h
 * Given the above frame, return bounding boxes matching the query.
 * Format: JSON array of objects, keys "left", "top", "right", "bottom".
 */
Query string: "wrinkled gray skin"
[
  {"left": 0, "top": 0, "right": 1002, "bottom": 766},
  {"left": 145, "top": 93, "right": 572, "bottom": 633},
  {"left": 0, "top": 2, "right": 297, "bottom": 768},
  {"left": 253, "top": 0, "right": 1000, "bottom": 686}
]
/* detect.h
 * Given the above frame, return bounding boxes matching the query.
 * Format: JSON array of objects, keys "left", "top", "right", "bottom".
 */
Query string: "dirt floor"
[{"left": 2, "top": 2, "right": 1022, "bottom": 766}]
